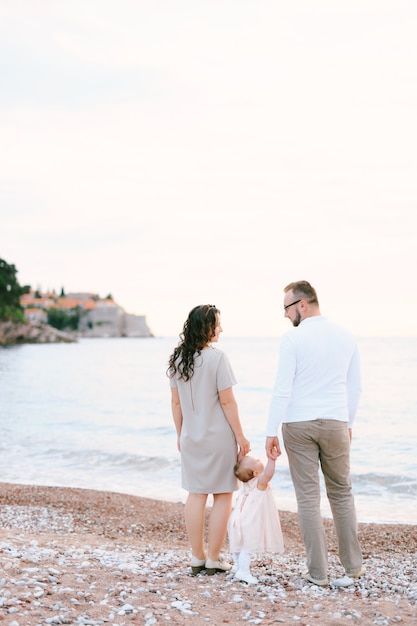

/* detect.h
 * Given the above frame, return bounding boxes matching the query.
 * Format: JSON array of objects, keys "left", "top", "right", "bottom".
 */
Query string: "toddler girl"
[{"left": 228, "top": 455, "right": 284, "bottom": 584}]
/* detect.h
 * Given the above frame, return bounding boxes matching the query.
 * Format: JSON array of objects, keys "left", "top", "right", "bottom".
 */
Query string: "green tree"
[
  {"left": 0, "top": 258, "right": 30, "bottom": 321},
  {"left": 47, "top": 307, "right": 80, "bottom": 331}
]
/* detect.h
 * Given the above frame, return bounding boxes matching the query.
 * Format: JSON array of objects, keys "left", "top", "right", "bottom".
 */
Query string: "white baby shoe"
[{"left": 234, "top": 569, "right": 258, "bottom": 584}]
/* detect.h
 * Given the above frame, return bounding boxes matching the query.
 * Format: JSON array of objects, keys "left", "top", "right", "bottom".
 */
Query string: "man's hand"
[{"left": 266, "top": 436, "right": 281, "bottom": 460}]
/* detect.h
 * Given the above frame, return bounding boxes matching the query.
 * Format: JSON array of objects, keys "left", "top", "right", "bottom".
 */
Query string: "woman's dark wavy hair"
[{"left": 167, "top": 304, "right": 219, "bottom": 381}]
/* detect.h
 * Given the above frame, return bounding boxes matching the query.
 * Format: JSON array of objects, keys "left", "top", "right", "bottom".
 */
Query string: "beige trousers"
[{"left": 282, "top": 419, "right": 363, "bottom": 580}]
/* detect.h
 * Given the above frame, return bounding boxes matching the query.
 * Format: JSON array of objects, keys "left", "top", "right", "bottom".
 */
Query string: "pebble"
[{"left": 1, "top": 508, "right": 417, "bottom": 624}]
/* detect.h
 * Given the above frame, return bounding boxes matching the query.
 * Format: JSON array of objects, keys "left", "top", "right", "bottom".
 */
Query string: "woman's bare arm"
[
  {"left": 218, "top": 387, "right": 250, "bottom": 458},
  {"left": 170, "top": 387, "right": 183, "bottom": 452}
]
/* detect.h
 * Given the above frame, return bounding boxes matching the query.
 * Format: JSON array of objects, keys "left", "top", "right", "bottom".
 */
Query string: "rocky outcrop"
[
  {"left": 20, "top": 290, "right": 154, "bottom": 339},
  {"left": 122, "top": 313, "right": 153, "bottom": 338},
  {"left": 78, "top": 306, "right": 153, "bottom": 338},
  {"left": 0, "top": 321, "right": 76, "bottom": 346}
]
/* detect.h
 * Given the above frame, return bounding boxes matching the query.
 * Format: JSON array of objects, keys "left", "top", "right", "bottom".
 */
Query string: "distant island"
[
  {"left": 0, "top": 257, "right": 153, "bottom": 346},
  {"left": 24, "top": 289, "right": 153, "bottom": 338}
]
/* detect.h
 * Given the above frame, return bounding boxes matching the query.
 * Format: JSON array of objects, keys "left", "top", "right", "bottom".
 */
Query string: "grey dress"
[{"left": 170, "top": 346, "right": 239, "bottom": 494}]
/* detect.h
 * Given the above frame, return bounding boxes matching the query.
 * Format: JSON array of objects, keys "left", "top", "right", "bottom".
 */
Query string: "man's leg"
[
  {"left": 283, "top": 421, "right": 328, "bottom": 583},
  {"left": 318, "top": 420, "right": 363, "bottom": 576}
]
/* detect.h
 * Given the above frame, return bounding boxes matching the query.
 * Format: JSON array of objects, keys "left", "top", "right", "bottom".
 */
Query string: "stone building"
[{"left": 20, "top": 290, "right": 153, "bottom": 338}]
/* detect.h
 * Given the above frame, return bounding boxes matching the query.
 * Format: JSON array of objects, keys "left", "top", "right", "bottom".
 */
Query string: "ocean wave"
[
  {"left": 31, "top": 448, "right": 181, "bottom": 472},
  {"left": 352, "top": 472, "right": 417, "bottom": 496}
]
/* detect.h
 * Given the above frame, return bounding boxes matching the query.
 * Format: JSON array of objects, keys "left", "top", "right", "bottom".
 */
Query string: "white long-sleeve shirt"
[{"left": 266, "top": 316, "right": 362, "bottom": 436}]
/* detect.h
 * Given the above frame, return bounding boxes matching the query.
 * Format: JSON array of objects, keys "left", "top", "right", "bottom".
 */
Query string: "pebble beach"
[{"left": 0, "top": 482, "right": 416, "bottom": 626}]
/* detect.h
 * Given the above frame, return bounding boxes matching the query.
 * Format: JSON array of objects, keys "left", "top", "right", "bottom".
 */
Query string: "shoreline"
[
  {"left": 1, "top": 482, "right": 416, "bottom": 624},
  {"left": 2, "top": 478, "right": 416, "bottom": 527}
]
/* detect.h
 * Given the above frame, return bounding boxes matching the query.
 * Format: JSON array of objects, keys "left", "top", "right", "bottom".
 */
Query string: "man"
[{"left": 266, "top": 280, "right": 365, "bottom": 587}]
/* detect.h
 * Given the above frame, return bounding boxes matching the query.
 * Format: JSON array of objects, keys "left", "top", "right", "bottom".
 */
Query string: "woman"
[{"left": 167, "top": 304, "right": 250, "bottom": 576}]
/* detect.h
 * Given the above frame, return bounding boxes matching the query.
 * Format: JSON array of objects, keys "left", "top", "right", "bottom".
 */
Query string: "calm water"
[{"left": 0, "top": 336, "right": 416, "bottom": 524}]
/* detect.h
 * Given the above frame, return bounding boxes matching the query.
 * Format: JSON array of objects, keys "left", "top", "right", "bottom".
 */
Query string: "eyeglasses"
[{"left": 284, "top": 299, "right": 301, "bottom": 311}]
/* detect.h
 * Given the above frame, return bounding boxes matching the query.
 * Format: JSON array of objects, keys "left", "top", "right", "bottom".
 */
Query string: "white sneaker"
[
  {"left": 302, "top": 569, "right": 329, "bottom": 587},
  {"left": 234, "top": 569, "right": 258, "bottom": 584},
  {"left": 333, "top": 565, "right": 366, "bottom": 587},
  {"left": 231, "top": 564, "right": 239, "bottom": 574},
  {"left": 346, "top": 565, "right": 366, "bottom": 578},
  {"left": 332, "top": 575, "right": 354, "bottom": 587}
]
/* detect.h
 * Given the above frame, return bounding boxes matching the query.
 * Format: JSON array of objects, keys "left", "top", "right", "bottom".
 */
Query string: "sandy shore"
[{"left": 0, "top": 482, "right": 416, "bottom": 625}]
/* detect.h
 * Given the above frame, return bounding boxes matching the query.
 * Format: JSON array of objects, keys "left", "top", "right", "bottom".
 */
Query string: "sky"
[{"left": 1, "top": 1, "right": 416, "bottom": 338}]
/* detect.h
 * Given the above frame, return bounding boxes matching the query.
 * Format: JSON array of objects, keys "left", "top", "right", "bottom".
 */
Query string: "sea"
[{"left": 0, "top": 336, "right": 416, "bottom": 525}]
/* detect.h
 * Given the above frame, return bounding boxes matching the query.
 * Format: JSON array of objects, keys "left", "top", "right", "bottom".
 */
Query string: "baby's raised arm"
[{"left": 257, "top": 458, "right": 276, "bottom": 491}]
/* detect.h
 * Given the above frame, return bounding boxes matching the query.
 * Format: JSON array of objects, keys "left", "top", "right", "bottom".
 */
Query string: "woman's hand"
[{"left": 236, "top": 434, "right": 251, "bottom": 460}]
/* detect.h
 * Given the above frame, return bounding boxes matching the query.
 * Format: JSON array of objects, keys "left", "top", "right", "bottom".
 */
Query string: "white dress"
[{"left": 228, "top": 477, "right": 284, "bottom": 553}]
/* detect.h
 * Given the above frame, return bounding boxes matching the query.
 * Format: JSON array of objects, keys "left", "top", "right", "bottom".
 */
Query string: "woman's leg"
[
  {"left": 207, "top": 492, "right": 233, "bottom": 561},
  {"left": 184, "top": 492, "right": 208, "bottom": 559}
]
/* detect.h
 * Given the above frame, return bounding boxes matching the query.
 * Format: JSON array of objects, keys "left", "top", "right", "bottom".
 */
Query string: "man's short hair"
[{"left": 284, "top": 280, "right": 319, "bottom": 305}]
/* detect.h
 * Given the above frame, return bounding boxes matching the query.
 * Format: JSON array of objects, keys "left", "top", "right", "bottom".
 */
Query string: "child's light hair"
[{"left": 234, "top": 457, "right": 255, "bottom": 483}]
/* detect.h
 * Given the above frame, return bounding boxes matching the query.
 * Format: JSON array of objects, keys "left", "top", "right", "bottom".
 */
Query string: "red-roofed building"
[{"left": 20, "top": 289, "right": 153, "bottom": 337}]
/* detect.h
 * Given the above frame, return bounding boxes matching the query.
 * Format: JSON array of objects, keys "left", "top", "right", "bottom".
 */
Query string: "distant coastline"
[
  {"left": 0, "top": 320, "right": 76, "bottom": 345},
  {"left": 1, "top": 289, "right": 153, "bottom": 346},
  {"left": 0, "top": 317, "right": 153, "bottom": 346}
]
